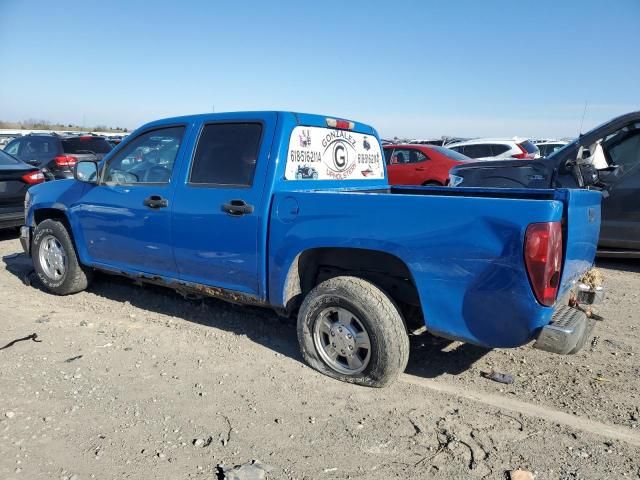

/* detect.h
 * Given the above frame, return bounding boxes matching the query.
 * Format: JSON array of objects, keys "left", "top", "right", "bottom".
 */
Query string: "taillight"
[
  {"left": 512, "top": 143, "right": 528, "bottom": 159},
  {"left": 326, "top": 118, "right": 355, "bottom": 130},
  {"left": 21, "top": 170, "right": 45, "bottom": 185},
  {"left": 54, "top": 155, "right": 78, "bottom": 167},
  {"left": 524, "top": 221, "right": 563, "bottom": 306},
  {"left": 512, "top": 143, "right": 535, "bottom": 159}
]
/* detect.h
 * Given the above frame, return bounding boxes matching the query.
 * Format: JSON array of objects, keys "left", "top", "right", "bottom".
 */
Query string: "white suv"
[
  {"left": 446, "top": 137, "right": 540, "bottom": 160},
  {"left": 533, "top": 140, "right": 570, "bottom": 157}
]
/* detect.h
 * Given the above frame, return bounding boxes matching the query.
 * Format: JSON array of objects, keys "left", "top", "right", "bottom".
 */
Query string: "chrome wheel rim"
[
  {"left": 38, "top": 235, "right": 67, "bottom": 281},
  {"left": 312, "top": 306, "right": 371, "bottom": 375}
]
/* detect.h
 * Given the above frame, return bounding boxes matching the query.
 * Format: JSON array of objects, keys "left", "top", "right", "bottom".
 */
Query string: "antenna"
[{"left": 578, "top": 100, "right": 588, "bottom": 135}]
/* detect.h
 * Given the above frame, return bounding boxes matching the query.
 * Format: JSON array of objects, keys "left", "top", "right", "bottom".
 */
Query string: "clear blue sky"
[{"left": 1, "top": 0, "right": 638, "bottom": 138}]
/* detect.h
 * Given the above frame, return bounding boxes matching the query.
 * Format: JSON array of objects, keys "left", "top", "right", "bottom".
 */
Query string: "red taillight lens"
[
  {"left": 524, "top": 221, "right": 563, "bottom": 306},
  {"left": 512, "top": 143, "right": 535, "bottom": 159},
  {"left": 54, "top": 155, "right": 78, "bottom": 167},
  {"left": 21, "top": 170, "right": 45, "bottom": 185},
  {"left": 511, "top": 143, "right": 528, "bottom": 159}
]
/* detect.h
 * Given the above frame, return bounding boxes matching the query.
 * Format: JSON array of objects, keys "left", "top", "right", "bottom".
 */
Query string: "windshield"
[
  {"left": 62, "top": 137, "right": 113, "bottom": 154},
  {"left": 430, "top": 145, "right": 474, "bottom": 161},
  {"left": 0, "top": 149, "right": 21, "bottom": 166}
]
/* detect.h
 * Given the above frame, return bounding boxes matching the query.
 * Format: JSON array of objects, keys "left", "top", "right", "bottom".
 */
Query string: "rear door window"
[
  {"left": 407, "top": 149, "right": 428, "bottom": 163},
  {"left": 490, "top": 144, "right": 510, "bottom": 155},
  {"left": 462, "top": 144, "right": 493, "bottom": 158},
  {"left": 22, "top": 137, "right": 57, "bottom": 156},
  {"left": 431, "top": 146, "right": 472, "bottom": 161},
  {"left": 190, "top": 123, "right": 263, "bottom": 186}
]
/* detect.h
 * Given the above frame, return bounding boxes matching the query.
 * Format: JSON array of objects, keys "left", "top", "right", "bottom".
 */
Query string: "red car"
[{"left": 384, "top": 144, "right": 472, "bottom": 186}]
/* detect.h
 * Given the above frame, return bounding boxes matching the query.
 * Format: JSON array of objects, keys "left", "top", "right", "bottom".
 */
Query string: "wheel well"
[
  {"left": 283, "top": 248, "right": 424, "bottom": 330},
  {"left": 422, "top": 180, "right": 443, "bottom": 186},
  {"left": 34, "top": 208, "right": 68, "bottom": 226}
]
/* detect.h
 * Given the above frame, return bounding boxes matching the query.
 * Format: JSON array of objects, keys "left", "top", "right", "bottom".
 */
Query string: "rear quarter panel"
[{"left": 268, "top": 189, "right": 565, "bottom": 348}]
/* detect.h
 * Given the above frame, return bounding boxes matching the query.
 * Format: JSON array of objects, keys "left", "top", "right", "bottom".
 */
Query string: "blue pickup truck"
[{"left": 20, "top": 111, "right": 603, "bottom": 387}]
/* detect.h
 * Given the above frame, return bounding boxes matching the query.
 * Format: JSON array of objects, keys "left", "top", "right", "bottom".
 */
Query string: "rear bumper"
[
  {"left": 533, "top": 305, "right": 594, "bottom": 354},
  {"left": 0, "top": 210, "right": 24, "bottom": 229}
]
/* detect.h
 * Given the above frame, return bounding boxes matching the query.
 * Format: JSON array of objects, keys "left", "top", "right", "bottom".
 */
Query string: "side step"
[{"left": 534, "top": 305, "right": 595, "bottom": 355}]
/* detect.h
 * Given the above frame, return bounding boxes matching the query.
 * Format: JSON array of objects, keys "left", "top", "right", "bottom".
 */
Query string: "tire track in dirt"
[{"left": 401, "top": 374, "right": 640, "bottom": 447}]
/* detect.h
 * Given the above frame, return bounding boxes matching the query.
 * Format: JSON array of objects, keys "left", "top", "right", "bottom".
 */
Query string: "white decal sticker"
[{"left": 286, "top": 126, "right": 384, "bottom": 180}]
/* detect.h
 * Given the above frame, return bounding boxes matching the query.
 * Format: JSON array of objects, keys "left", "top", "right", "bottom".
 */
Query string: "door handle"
[
  {"left": 415, "top": 167, "right": 426, "bottom": 171},
  {"left": 222, "top": 199, "right": 254, "bottom": 216},
  {"left": 143, "top": 195, "right": 169, "bottom": 209}
]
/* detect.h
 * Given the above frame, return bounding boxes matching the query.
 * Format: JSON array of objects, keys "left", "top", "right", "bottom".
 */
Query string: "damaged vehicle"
[
  {"left": 20, "top": 111, "right": 602, "bottom": 387},
  {"left": 449, "top": 111, "right": 640, "bottom": 257}
]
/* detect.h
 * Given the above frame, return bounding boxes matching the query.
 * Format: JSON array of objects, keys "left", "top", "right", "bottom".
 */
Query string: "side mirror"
[{"left": 74, "top": 160, "right": 99, "bottom": 184}]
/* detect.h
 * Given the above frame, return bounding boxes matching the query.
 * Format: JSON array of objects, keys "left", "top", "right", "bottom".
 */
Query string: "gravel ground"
[{"left": 0, "top": 229, "right": 639, "bottom": 480}]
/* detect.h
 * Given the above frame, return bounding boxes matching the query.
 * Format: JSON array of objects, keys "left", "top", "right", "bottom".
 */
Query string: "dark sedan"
[{"left": 0, "top": 149, "right": 45, "bottom": 229}]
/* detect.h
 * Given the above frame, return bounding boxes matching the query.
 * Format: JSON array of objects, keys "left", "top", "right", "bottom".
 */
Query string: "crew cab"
[{"left": 20, "top": 111, "right": 603, "bottom": 387}]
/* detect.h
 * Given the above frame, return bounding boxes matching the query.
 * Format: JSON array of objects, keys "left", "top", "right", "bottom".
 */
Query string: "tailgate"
[{"left": 558, "top": 189, "right": 602, "bottom": 297}]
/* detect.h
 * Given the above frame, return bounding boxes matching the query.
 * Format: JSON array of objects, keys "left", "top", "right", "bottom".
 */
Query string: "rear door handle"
[
  {"left": 143, "top": 195, "right": 169, "bottom": 209},
  {"left": 222, "top": 199, "right": 254, "bottom": 216}
]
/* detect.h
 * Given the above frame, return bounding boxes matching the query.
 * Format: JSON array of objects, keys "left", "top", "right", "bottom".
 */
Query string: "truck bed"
[{"left": 268, "top": 186, "right": 601, "bottom": 348}]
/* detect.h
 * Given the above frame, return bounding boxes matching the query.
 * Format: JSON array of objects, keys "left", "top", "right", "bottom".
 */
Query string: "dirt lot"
[{"left": 0, "top": 229, "right": 639, "bottom": 480}]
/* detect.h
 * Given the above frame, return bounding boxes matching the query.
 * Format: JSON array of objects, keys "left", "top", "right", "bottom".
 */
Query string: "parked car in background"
[
  {"left": 106, "top": 135, "right": 125, "bottom": 147},
  {"left": 4, "top": 133, "right": 113, "bottom": 179},
  {"left": 534, "top": 140, "right": 570, "bottom": 157},
  {"left": 384, "top": 144, "right": 473, "bottom": 185},
  {"left": 0, "top": 135, "right": 17, "bottom": 147},
  {"left": 447, "top": 137, "right": 540, "bottom": 160},
  {"left": 408, "top": 137, "right": 467, "bottom": 147},
  {"left": 448, "top": 111, "right": 640, "bottom": 257},
  {"left": 0, "top": 149, "right": 45, "bottom": 229}
]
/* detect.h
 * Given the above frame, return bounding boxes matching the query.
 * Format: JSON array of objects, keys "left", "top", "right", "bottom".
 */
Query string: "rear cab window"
[{"left": 285, "top": 126, "right": 384, "bottom": 180}]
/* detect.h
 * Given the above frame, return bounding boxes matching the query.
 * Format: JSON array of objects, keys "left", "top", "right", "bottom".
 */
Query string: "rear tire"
[
  {"left": 297, "top": 276, "right": 409, "bottom": 387},
  {"left": 32, "top": 219, "right": 92, "bottom": 295},
  {"left": 422, "top": 181, "right": 442, "bottom": 186}
]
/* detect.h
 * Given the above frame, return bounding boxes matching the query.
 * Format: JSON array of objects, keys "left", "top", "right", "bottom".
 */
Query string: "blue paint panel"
[{"left": 267, "top": 190, "right": 568, "bottom": 347}]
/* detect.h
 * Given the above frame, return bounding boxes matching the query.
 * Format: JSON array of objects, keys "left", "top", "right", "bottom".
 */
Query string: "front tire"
[
  {"left": 32, "top": 219, "right": 92, "bottom": 295},
  {"left": 297, "top": 276, "right": 409, "bottom": 387}
]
